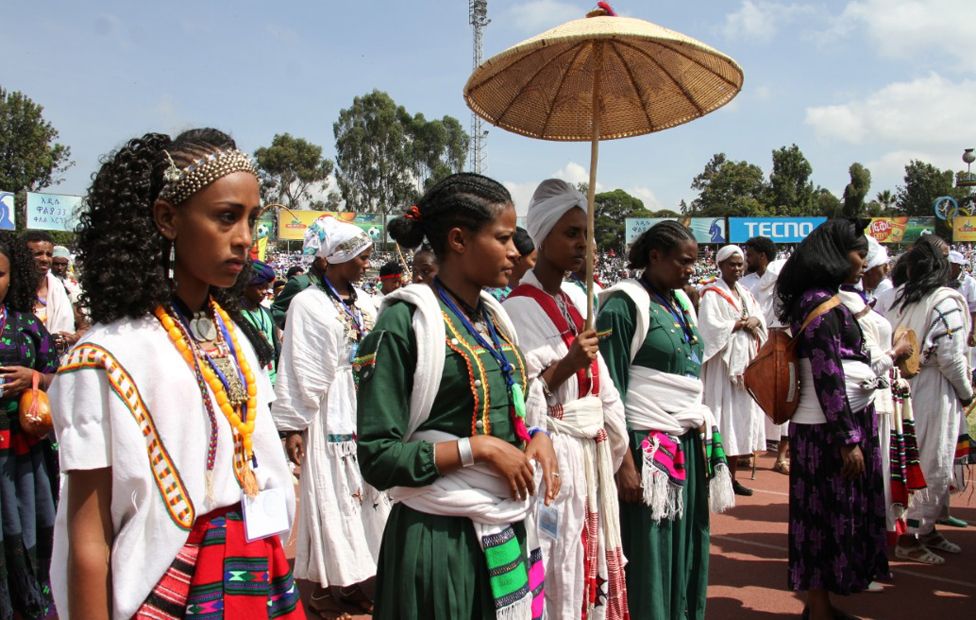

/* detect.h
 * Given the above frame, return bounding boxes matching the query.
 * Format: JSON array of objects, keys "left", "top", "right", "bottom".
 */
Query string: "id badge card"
[
  {"left": 241, "top": 487, "right": 290, "bottom": 543},
  {"left": 538, "top": 504, "right": 559, "bottom": 540}
]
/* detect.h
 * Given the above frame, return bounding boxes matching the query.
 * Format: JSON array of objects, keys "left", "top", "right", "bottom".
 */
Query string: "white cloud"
[
  {"left": 804, "top": 73, "right": 976, "bottom": 148},
  {"left": 827, "top": 0, "right": 976, "bottom": 71},
  {"left": 552, "top": 161, "right": 590, "bottom": 186},
  {"left": 506, "top": 0, "right": 586, "bottom": 34},
  {"left": 722, "top": 1, "right": 814, "bottom": 43},
  {"left": 504, "top": 181, "right": 536, "bottom": 216},
  {"left": 504, "top": 160, "right": 598, "bottom": 216},
  {"left": 627, "top": 186, "right": 663, "bottom": 211}
]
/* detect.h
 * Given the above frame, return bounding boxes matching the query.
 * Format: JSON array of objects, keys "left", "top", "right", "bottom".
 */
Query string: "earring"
[{"left": 168, "top": 242, "right": 176, "bottom": 281}]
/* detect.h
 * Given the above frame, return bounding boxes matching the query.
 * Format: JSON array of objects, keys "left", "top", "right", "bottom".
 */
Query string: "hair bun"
[{"left": 388, "top": 212, "right": 425, "bottom": 249}]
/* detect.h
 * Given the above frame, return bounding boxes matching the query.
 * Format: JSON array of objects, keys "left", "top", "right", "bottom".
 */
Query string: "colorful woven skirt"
[{"left": 134, "top": 506, "right": 303, "bottom": 619}]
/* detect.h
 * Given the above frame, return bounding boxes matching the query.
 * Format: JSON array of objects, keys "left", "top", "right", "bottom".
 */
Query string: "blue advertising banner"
[
  {"left": 0, "top": 192, "right": 15, "bottom": 230},
  {"left": 727, "top": 217, "right": 827, "bottom": 243},
  {"left": 26, "top": 192, "right": 83, "bottom": 231},
  {"left": 625, "top": 217, "right": 726, "bottom": 245}
]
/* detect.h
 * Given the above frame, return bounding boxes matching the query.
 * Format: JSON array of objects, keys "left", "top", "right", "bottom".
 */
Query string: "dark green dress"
[
  {"left": 356, "top": 300, "right": 529, "bottom": 619},
  {"left": 597, "top": 290, "right": 710, "bottom": 620}
]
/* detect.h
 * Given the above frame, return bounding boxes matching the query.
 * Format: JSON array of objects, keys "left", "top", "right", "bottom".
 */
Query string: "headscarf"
[
  {"left": 865, "top": 236, "right": 889, "bottom": 271},
  {"left": 715, "top": 244, "right": 743, "bottom": 264},
  {"left": 526, "top": 179, "right": 586, "bottom": 249},
  {"left": 52, "top": 245, "right": 71, "bottom": 259},
  {"left": 948, "top": 249, "right": 967, "bottom": 266},
  {"left": 249, "top": 260, "right": 276, "bottom": 286},
  {"left": 302, "top": 215, "right": 372, "bottom": 264}
]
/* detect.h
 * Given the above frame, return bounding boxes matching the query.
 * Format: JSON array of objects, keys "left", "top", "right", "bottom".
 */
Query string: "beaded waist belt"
[{"left": 327, "top": 433, "right": 356, "bottom": 443}]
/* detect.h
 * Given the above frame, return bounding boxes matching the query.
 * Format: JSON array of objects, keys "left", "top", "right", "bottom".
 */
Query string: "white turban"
[
  {"left": 302, "top": 215, "right": 372, "bottom": 264},
  {"left": 526, "top": 179, "right": 586, "bottom": 249},
  {"left": 52, "top": 245, "right": 71, "bottom": 259},
  {"left": 715, "top": 244, "right": 743, "bottom": 264},
  {"left": 865, "top": 236, "right": 889, "bottom": 271}
]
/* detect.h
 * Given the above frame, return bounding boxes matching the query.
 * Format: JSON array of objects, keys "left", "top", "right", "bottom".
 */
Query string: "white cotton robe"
[
  {"left": 699, "top": 278, "right": 768, "bottom": 456},
  {"left": 272, "top": 285, "right": 390, "bottom": 587},
  {"left": 885, "top": 286, "right": 974, "bottom": 536},
  {"left": 503, "top": 270, "right": 629, "bottom": 620}
]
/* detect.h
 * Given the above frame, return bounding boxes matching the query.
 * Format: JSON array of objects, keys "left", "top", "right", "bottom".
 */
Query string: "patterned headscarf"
[{"left": 302, "top": 216, "right": 372, "bottom": 264}]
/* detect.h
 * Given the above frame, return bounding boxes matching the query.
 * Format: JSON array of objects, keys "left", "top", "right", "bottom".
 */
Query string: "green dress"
[
  {"left": 597, "top": 290, "right": 710, "bottom": 620},
  {"left": 356, "top": 299, "right": 529, "bottom": 620}
]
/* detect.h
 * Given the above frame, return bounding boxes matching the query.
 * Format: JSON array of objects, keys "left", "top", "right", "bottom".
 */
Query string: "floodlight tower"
[{"left": 469, "top": 0, "right": 489, "bottom": 174}]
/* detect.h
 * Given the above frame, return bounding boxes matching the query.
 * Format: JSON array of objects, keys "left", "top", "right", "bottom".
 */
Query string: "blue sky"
[{"left": 3, "top": 0, "right": 973, "bottom": 215}]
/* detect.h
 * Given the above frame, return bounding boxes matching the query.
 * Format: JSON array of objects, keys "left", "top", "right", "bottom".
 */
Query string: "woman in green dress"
[
  {"left": 597, "top": 221, "right": 733, "bottom": 620},
  {"left": 356, "top": 173, "right": 559, "bottom": 619}
]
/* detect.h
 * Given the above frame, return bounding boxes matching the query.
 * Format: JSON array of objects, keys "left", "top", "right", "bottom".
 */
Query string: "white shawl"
[
  {"left": 43, "top": 271, "right": 75, "bottom": 334},
  {"left": 698, "top": 278, "right": 767, "bottom": 380}
]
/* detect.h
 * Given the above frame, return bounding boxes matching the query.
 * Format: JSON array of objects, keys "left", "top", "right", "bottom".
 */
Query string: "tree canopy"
[
  {"left": 333, "top": 90, "right": 468, "bottom": 215},
  {"left": 841, "top": 162, "right": 871, "bottom": 218},
  {"left": 593, "top": 188, "right": 654, "bottom": 252},
  {"left": 254, "top": 133, "right": 335, "bottom": 210},
  {"left": 896, "top": 159, "right": 967, "bottom": 216}
]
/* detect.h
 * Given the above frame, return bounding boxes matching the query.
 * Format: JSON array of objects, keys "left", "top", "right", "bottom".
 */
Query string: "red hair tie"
[{"left": 404, "top": 205, "right": 422, "bottom": 222}]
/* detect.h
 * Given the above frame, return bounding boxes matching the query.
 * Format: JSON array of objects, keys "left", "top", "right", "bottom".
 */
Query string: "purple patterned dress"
[
  {"left": 0, "top": 309, "right": 59, "bottom": 620},
  {"left": 787, "top": 288, "right": 889, "bottom": 595}
]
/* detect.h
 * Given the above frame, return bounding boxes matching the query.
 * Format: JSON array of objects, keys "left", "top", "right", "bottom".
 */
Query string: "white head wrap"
[
  {"left": 948, "top": 250, "right": 967, "bottom": 266},
  {"left": 52, "top": 245, "right": 71, "bottom": 260},
  {"left": 865, "top": 236, "right": 889, "bottom": 271},
  {"left": 526, "top": 179, "right": 586, "bottom": 249},
  {"left": 715, "top": 244, "right": 743, "bottom": 264},
  {"left": 302, "top": 216, "right": 372, "bottom": 264}
]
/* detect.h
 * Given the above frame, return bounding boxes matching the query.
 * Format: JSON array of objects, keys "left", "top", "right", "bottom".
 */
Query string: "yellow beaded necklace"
[{"left": 154, "top": 299, "right": 260, "bottom": 497}]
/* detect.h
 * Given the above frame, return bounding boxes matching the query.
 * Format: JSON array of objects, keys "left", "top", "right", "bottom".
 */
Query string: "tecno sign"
[{"left": 728, "top": 217, "right": 827, "bottom": 243}]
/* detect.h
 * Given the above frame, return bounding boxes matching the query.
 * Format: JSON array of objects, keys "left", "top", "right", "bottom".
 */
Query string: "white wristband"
[{"left": 457, "top": 437, "right": 475, "bottom": 468}]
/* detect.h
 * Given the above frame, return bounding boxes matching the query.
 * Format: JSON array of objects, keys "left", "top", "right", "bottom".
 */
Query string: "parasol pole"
[
  {"left": 585, "top": 41, "right": 604, "bottom": 329},
  {"left": 394, "top": 242, "right": 413, "bottom": 281}
]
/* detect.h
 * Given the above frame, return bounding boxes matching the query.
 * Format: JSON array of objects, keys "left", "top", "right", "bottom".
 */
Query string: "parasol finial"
[{"left": 587, "top": 2, "right": 617, "bottom": 18}]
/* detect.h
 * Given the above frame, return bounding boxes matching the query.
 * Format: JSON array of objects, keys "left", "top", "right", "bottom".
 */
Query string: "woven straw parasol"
[{"left": 464, "top": 3, "right": 743, "bottom": 323}]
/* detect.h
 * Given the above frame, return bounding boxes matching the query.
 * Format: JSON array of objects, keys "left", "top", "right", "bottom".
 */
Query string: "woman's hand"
[
  {"left": 0, "top": 366, "right": 35, "bottom": 397},
  {"left": 840, "top": 444, "right": 865, "bottom": 480},
  {"left": 284, "top": 431, "right": 305, "bottom": 466},
  {"left": 891, "top": 332, "right": 914, "bottom": 361},
  {"left": 615, "top": 449, "right": 642, "bottom": 504},
  {"left": 472, "top": 435, "right": 536, "bottom": 501},
  {"left": 524, "top": 432, "right": 560, "bottom": 505},
  {"left": 565, "top": 329, "right": 599, "bottom": 373}
]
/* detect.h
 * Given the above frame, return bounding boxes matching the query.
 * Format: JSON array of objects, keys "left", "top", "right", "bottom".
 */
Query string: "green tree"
[
  {"left": 875, "top": 189, "right": 896, "bottom": 212},
  {"left": 593, "top": 189, "right": 653, "bottom": 252},
  {"left": 842, "top": 162, "right": 871, "bottom": 217},
  {"left": 766, "top": 144, "right": 815, "bottom": 215},
  {"left": 0, "top": 87, "right": 73, "bottom": 230},
  {"left": 690, "top": 153, "right": 767, "bottom": 216},
  {"left": 254, "top": 133, "right": 335, "bottom": 209},
  {"left": 896, "top": 160, "right": 966, "bottom": 216},
  {"left": 813, "top": 187, "right": 842, "bottom": 218}
]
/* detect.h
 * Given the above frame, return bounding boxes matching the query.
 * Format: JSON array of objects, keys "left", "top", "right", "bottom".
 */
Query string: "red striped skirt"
[{"left": 134, "top": 505, "right": 303, "bottom": 619}]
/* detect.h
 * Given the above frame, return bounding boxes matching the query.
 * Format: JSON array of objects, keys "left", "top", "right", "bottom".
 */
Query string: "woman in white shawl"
[
  {"left": 503, "top": 179, "right": 630, "bottom": 619},
  {"left": 885, "top": 236, "right": 973, "bottom": 564},
  {"left": 699, "top": 245, "right": 767, "bottom": 496},
  {"left": 272, "top": 215, "right": 390, "bottom": 617}
]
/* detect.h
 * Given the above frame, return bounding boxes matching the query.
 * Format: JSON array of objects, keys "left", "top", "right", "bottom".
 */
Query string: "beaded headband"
[{"left": 159, "top": 149, "right": 258, "bottom": 205}]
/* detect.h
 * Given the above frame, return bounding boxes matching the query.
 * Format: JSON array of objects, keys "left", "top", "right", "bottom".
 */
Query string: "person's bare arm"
[{"left": 66, "top": 467, "right": 114, "bottom": 620}]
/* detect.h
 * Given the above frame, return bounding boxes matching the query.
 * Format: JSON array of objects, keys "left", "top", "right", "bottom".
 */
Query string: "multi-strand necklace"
[{"left": 154, "top": 298, "right": 260, "bottom": 498}]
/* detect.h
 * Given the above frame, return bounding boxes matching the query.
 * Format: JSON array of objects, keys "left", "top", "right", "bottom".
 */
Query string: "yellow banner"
[
  {"left": 953, "top": 216, "right": 976, "bottom": 242},
  {"left": 276, "top": 210, "right": 365, "bottom": 241}
]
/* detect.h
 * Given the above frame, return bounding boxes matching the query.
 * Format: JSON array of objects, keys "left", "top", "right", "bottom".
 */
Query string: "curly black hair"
[
  {"left": 77, "top": 128, "right": 274, "bottom": 366},
  {"left": 893, "top": 235, "right": 950, "bottom": 312},
  {"left": 388, "top": 173, "right": 512, "bottom": 255},
  {"left": 776, "top": 218, "right": 869, "bottom": 324},
  {"left": 627, "top": 220, "right": 695, "bottom": 270},
  {"left": 0, "top": 231, "right": 41, "bottom": 313},
  {"left": 743, "top": 236, "right": 777, "bottom": 262}
]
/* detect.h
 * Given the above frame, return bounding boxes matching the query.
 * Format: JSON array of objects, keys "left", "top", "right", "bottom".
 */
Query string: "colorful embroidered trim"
[{"left": 60, "top": 344, "right": 195, "bottom": 530}]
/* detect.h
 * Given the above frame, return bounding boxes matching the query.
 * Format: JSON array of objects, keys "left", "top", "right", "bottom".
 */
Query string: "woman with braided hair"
[
  {"left": 356, "top": 172, "right": 559, "bottom": 619},
  {"left": 49, "top": 129, "right": 301, "bottom": 619}
]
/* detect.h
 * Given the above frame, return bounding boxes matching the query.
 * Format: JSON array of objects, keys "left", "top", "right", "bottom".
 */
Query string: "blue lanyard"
[
  {"left": 433, "top": 279, "right": 515, "bottom": 392},
  {"left": 639, "top": 278, "right": 696, "bottom": 345},
  {"left": 321, "top": 275, "right": 364, "bottom": 338}
]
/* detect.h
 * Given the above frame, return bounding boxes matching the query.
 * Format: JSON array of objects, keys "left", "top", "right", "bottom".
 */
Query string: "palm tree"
[{"left": 875, "top": 189, "right": 895, "bottom": 213}]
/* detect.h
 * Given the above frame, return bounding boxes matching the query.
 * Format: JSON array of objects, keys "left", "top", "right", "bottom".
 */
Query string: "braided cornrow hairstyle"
[
  {"left": 388, "top": 173, "right": 512, "bottom": 255},
  {"left": 78, "top": 128, "right": 274, "bottom": 366},
  {"left": 627, "top": 220, "right": 696, "bottom": 270}
]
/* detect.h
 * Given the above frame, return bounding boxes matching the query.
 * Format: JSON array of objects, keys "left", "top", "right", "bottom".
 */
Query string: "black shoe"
[{"left": 732, "top": 480, "right": 754, "bottom": 496}]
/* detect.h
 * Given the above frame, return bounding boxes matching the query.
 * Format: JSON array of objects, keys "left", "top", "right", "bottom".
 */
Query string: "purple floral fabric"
[{"left": 787, "top": 288, "right": 889, "bottom": 595}]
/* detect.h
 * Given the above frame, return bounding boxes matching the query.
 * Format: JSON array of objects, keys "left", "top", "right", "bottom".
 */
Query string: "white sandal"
[
  {"left": 921, "top": 532, "right": 961, "bottom": 554},
  {"left": 894, "top": 543, "right": 945, "bottom": 565}
]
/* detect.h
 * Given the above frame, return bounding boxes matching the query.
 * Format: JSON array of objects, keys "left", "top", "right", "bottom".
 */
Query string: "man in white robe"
[
  {"left": 741, "top": 236, "right": 791, "bottom": 474},
  {"left": 699, "top": 245, "right": 768, "bottom": 496}
]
